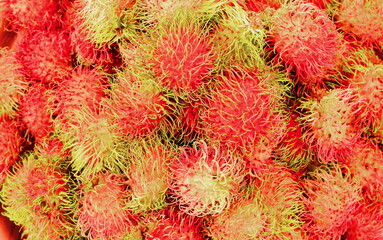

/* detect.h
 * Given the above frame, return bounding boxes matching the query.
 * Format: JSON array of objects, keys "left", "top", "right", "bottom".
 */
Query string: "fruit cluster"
[{"left": 0, "top": 0, "right": 382, "bottom": 239}]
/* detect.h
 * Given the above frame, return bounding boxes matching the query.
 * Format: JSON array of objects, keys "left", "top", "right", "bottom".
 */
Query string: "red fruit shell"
[{"left": 245, "top": 0, "right": 282, "bottom": 12}]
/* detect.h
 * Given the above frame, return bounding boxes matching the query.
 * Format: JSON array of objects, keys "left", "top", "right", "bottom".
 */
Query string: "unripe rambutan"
[
  {"left": 299, "top": 88, "right": 364, "bottom": 163},
  {"left": 337, "top": 0, "right": 383, "bottom": 47},
  {"left": 125, "top": 139, "right": 169, "bottom": 213},
  {"left": 19, "top": 83, "right": 54, "bottom": 144},
  {"left": 14, "top": 29, "right": 71, "bottom": 85},
  {"left": 77, "top": 173, "right": 139, "bottom": 240},
  {"left": 302, "top": 164, "right": 361, "bottom": 240},
  {"left": 144, "top": 207, "right": 204, "bottom": 240},
  {"left": 200, "top": 69, "right": 286, "bottom": 170},
  {"left": 151, "top": 25, "right": 215, "bottom": 93},
  {"left": 57, "top": 107, "right": 126, "bottom": 178},
  {"left": 0, "top": 116, "right": 23, "bottom": 183},
  {"left": 0, "top": 48, "right": 27, "bottom": 117},
  {"left": 270, "top": 2, "right": 342, "bottom": 87},
  {"left": 0, "top": 153, "right": 75, "bottom": 240},
  {"left": 345, "top": 201, "right": 383, "bottom": 240},
  {"left": 107, "top": 70, "right": 168, "bottom": 138},
  {"left": 0, "top": 0, "right": 61, "bottom": 31},
  {"left": 169, "top": 140, "right": 245, "bottom": 217}
]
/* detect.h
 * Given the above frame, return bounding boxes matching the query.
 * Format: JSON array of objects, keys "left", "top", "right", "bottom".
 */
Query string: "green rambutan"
[
  {"left": 19, "top": 83, "right": 55, "bottom": 144},
  {"left": 0, "top": 153, "right": 75, "bottom": 240},
  {"left": 270, "top": 2, "right": 343, "bottom": 87},
  {"left": 0, "top": 115, "right": 23, "bottom": 184},
  {"left": 76, "top": 173, "right": 139, "bottom": 240},
  {"left": 299, "top": 88, "right": 364, "bottom": 163},
  {"left": 169, "top": 140, "right": 245, "bottom": 217},
  {"left": 14, "top": 29, "right": 72, "bottom": 85},
  {"left": 0, "top": 48, "right": 27, "bottom": 117},
  {"left": 302, "top": 164, "right": 361, "bottom": 240},
  {"left": 337, "top": 0, "right": 383, "bottom": 47}
]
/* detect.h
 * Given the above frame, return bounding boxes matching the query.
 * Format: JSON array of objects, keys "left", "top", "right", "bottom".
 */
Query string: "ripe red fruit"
[
  {"left": 0, "top": 116, "right": 23, "bottom": 184},
  {"left": 19, "top": 84, "right": 55, "bottom": 144},
  {"left": 169, "top": 140, "right": 245, "bottom": 217},
  {"left": 14, "top": 29, "right": 71, "bottom": 85},
  {"left": 244, "top": 0, "right": 282, "bottom": 12},
  {"left": 271, "top": 2, "right": 342, "bottom": 87},
  {"left": 77, "top": 174, "right": 139, "bottom": 240},
  {"left": 302, "top": 165, "right": 361, "bottom": 240},
  {"left": 151, "top": 25, "right": 215, "bottom": 92}
]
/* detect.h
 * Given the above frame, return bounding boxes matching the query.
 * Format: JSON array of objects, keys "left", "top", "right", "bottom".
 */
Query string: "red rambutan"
[
  {"left": 244, "top": 0, "right": 283, "bottom": 12},
  {"left": 0, "top": 48, "right": 27, "bottom": 117},
  {"left": 302, "top": 164, "right": 361, "bottom": 240},
  {"left": 169, "top": 140, "right": 245, "bottom": 217},
  {"left": 271, "top": 2, "right": 343, "bottom": 87},
  {"left": 299, "top": 88, "right": 364, "bottom": 163},
  {"left": 14, "top": 29, "right": 71, "bottom": 85},
  {"left": 0, "top": 153, "right": 75, "bottom": 240},
  {"left": 77, "top": 173, "right": 139, "bottom": 240}
]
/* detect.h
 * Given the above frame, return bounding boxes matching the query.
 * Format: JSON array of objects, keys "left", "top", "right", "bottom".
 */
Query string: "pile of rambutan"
[{"left": 0, "top": 0, "right": 382, "bottom": 239}]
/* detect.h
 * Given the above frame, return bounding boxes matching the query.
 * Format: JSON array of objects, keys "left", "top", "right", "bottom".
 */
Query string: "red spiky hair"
[
  {"left": 14, "top": 29, "right": 71, "bottom": 85},
  {"left": 19, "top": 83, "right": 54, "bottom": 144},
  {"left": 302, "top": 164, "right": 361, "bottom": 240},
  {"left": 299, "top": 88, "right": 364, "bottom": 163},
  {"left": 169, "top": 140, "right": 245, "bottom": 217},
  {"left": 144, "top": 207, "right": 204, "bottom": 240},
  {"left": 244, "top": 0, "right": 282, "bottom": 12},
  {"left": 0, "top": 116, "right": 23, "bottom": 183},
  {"left": 200, "top": 68, "right": 286, "bottom": 170},
  {"left": 271, "top": 2, "right": 343, "bottom": 88},
  {"left": 77, "top": 173, "right": 139, "bottom": 240},
  {"left": 151, "top": 25, "right": 215, "bottom": 92}
]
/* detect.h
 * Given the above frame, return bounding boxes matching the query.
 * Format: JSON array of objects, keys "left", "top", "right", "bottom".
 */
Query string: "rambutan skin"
[{"left": 271, "top": 2, "right": 342, "bottom": 84}]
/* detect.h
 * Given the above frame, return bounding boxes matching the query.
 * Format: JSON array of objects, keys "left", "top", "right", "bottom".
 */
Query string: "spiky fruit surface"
[
  {"left": 107, "top": 70, "right": 168, "bottom": 138},
  {"left": 57, "top": 107, "right": 126, "bottom": 178},
  {"left": 77, "top": 174, "right": 138, "bottom": 240},
  {"left": 244, "top": 0, "right": 283, "bottom": 12},
  {"left": 125, "top": 140, "right": 169, "bottom": 213},
  {"left": 145, "top": 207, "right": 204, "bottom": 240},
  {"left": 337, "top": 0, "right": 383, "bottom": 47},
  {"left": 19, "top": 84, "right": 54, "bottom": 143},
  {"left": 271, "top": 2, "right": 342, "bottom": 86},
  {"left": 15, "top": 29, "right": 71, "bottom": 85},
  {"left": 0, "top": 116, "right": 22, "bottom": 183},
  {"left": 200, "top": 69, "right": 286, "bottom": 169},
  {"left": 299, "top": 88, "right": 363, "bottom": 163},
  {"left": 151, "top": 25, "right": 215, "bottom": 92},
  {"left": 0, "top": 153, "right": 74, "bottom": 240},
  {"left": 0, "top": 48, "right": 27, "bottom": 117},
  {"left": 345, "top": 202, "right": 383, "bottom": 240},
  {"left": 0, "top": 0, "right": 61, "bottom": 30},
  {"left": 169, "top": 140, "right": 245, "bottom": 217},
  {"left": 302, "top": 165, "right": 361, "bottom": 240}
]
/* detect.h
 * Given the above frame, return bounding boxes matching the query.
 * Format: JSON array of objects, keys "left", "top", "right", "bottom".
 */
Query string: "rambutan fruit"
[
  {"left": 270, "top": 2, "right": 343, "bottom": 88},
  {"left": 345, "top": 201, "right": 383, "bottom": 240},
  {"left": 14, "top": 29, "right": 71, "bottom": 85},
  {"left": 0, "top": 115, "right": 23, "bottom": 184},
  {"left": 0, "top": 153, "right": 75, "bottom": 240},
  {"left": 150, "top": 24, "right": 215, "bottom": 93},
  {"left": 56, "top": 106, "right": 126, "bottom": 178},
  {"left": 336, "top": 0, "right": 383, "bottom": 47},
  {"left": 302, "top": 164, "right": 361, "bottom": 240},
  {"left": 124, "top": 139, "right": 170, "bottom": 214},
  {"left": 0, "top": 0, "right": 61, "bottom": 31},
  {"left": 0, "top": 48, "right": 27, "bottom": 117},
  {"left": 299, "top": 88, "right": 364, "bottom": 163},
  {"left": 212, "top": 2, "right": 266, "bottom": 69},
  {"left": 106, "top": 69, "right": 168, "bottom": 138},
  {"left": 244, "top": 0, "right": 283, "bottom": 12},
  {"left": 208, "top": 165, "right": 304, "bottom": 240},
  {"left": 76, "top": 173, "right": 140, "bottom": 240},
  {"left": 19, "top": 83, "right": 55, "bottom": 144},
  {"left": 200, "top": 69, "right": 286, "bottom": 171},
  {"left": 144, "top": 207, "right": 204, "bottom": 240},
  {"left": 169, "top": 140, "right": 245, "bottom": 217}
]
